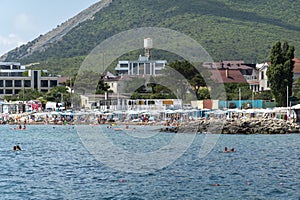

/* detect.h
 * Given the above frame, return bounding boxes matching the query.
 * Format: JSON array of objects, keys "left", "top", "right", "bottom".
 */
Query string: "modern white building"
[
  {"left": 115, "top": 55, "right": 167, "bottom": 76},
  {"left": 0, "top": 62, "right": 58, "bottom": 96},
  {"left": 115, "top": 38, "right": 167, "bottom": 76}
]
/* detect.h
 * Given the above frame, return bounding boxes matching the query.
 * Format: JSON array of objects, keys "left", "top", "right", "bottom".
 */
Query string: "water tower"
[{"left": 144, "top": 38, "right": 153, "bottom": 59}]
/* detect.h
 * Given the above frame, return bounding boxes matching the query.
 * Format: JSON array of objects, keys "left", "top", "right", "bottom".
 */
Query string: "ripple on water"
[{"left": 0, "top": 125, "right": 300, "bottom": 199}]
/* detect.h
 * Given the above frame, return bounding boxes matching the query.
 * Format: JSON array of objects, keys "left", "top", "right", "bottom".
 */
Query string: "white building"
[
  {"left": 80, "top": 93, "right": 182, "bottom": 111},
  {"left": 256, "top": 62, "right": 270, "bottom": 92},
  {"left": 0, "top": 62, "right": 58, "bottom": 96},
  {"left": 115, "top": 38, "right": 167, "bottom": 76},
  {"left": 115, "top": 55, "right": 167, "bottom": 76}
]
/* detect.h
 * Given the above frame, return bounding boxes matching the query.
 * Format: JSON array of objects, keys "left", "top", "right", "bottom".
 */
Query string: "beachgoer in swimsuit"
[
  {"left": 224, "top": 147, "right": 228, "bottom": 153},
  {"left": 13, "top": 145, "right": 21, "bottom": 151}
]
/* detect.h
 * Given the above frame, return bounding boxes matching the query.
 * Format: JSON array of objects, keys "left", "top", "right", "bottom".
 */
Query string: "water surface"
[{"left": 0, "top": 125, "right": 299, "bottom": 199}]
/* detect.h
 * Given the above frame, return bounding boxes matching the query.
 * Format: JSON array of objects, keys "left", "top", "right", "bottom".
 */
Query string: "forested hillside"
[{"left": 2, "top": 0, "right": 300, "bottom": 75}]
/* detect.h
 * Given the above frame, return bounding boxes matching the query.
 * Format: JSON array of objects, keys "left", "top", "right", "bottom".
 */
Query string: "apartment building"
[{"left": 0, "top": 62, "right": 58, "bottom": 96}]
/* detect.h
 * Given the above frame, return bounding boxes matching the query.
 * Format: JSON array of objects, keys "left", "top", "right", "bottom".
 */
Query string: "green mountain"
[{"left": 1, "top": 0, "right": 300, "bottom": 75}]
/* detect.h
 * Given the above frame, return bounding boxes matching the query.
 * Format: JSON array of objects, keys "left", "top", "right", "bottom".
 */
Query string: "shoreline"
[{"left": 4, "top": 117, "right": 300, "bottom": 134}]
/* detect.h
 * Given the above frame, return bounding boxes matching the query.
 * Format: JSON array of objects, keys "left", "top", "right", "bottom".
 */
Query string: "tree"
[
  {"left": 255, "top": 91, "right": 273, "bottom": 100},
  {"left": 95, "top": 78, "right": 110, "bottom": 94},
  {"left": 224, "top": 83, "right": 253, "bottom": 100},
  {"left": 73, "top": 70, "right": 110, "bottom": 95},
  {"left": 123, "top": 77, "right": 146, "bottom": 94},
  {"left": 190, "top": 74, "right": 207, "bottom": 92},
  {"left": 46, "top": 86, "right": 70, "bottom": 105},
  {"left": 267, "top": 41, "right": 295, "bottom": 106},
  {"left": 147, "top": 76, "right": 157, "bottom": 94},
  {"left": 167, "top": 60, "right": 208, "bottom": 101},
  {"left": 18, "top": 89, "right": 44, "bottom": 101},
  {"left": 198, "top": 87, "right": 210, "bottom": 100}
]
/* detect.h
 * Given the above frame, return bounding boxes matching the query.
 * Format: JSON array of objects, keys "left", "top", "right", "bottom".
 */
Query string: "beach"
[{"left": 2, "top": 108, "right": 300, "bottom": 135}]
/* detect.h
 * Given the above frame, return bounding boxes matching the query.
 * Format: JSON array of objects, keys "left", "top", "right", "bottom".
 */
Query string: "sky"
[{"left": 0, "top": 0, "right": 100, "bottom": 56}]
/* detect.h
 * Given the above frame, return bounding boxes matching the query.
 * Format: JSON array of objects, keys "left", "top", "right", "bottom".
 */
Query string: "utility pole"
[
  {"left": 252, "top": 91, "right": 254, "bottom": 109},
  {"left": 287, "top": 86, "right": 289, "bottom": 108},
  {"left": 239, "top": 88, "right": 241, "bottom": 109}
]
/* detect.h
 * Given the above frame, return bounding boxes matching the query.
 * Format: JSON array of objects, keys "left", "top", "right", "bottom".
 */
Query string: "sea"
[{"left": 1, "top": 124, "right": 299, "bottom": 200}]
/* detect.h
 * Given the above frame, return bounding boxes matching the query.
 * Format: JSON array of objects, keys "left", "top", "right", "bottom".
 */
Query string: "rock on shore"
[{"left": 160, "top": 118, "right": 300, "bottom": 134}]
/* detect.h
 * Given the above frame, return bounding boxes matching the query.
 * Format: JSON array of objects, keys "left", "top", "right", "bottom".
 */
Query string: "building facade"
[
  {"left": 256, "top": 62, "right": 270, "bottom": 92},
  {"left": 0, "top": 62, "right": 58, "bottom": 96},
  {"left": 204, "top": 60, "right": 271, "bottom": 92},
  {"left": 115, "top": 55, "right": 167, "bottom": 76}
]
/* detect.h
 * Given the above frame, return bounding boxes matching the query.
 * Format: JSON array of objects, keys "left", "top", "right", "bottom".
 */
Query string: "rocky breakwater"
[
  {"left": 161, "top": 118, "right": 300, "bottom": 134},
  {"left": 221, "top": 118, "right": 300, "bottom": 134}
]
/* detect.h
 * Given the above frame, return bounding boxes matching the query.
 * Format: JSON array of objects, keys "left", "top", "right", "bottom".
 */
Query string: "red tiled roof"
[
  {"left": 293, "top": 57, "right": 300, "bottom": 63},
  {"left": 293, "top": 58, "right": 300, "bottom": 74},
  {"left": 203, "top": 60, "right": 245, "bottom": 69},
  {"left": 209, "top": 69, "right": 247, "bottom": 84},
  {"left": 57, "top": 77, "right": 70, "bottom": 84}
]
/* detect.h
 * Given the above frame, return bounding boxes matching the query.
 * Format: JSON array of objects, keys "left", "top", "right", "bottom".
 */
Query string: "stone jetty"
[{"left": 160, "top": 118, "right": 300, "bottom": 134}]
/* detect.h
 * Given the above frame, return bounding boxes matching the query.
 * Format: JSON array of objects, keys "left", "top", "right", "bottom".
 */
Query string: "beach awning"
[
  {"left": 127, "top": 110, "right": 139, "bottom": 115},
  {"left": 164, "top": 110, "right": 176, "bottom": 114},
  {"left": 292, "top": 104, "right": 300, "bottom": 109}
]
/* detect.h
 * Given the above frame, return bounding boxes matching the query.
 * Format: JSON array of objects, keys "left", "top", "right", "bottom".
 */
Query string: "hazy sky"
[{"left": 0, "top": 0, "right": 100, "bottom": 56}]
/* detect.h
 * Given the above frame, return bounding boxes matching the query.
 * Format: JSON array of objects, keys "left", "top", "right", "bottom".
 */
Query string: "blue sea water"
[{"left": 0, "top": 124, "right": 299, "bottom": 199}]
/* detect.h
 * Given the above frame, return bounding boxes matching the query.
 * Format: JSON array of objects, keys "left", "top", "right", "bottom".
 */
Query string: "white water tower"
[{"left": 144, "top": 38, "right": 153, "bottom": 59}]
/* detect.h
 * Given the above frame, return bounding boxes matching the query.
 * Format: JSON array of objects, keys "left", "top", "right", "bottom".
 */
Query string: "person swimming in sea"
[
  {"left": 11, "top": 124, "right": 22, "bottom": 130},
  {"left": 224, "top": 147, "right": 235, "bottom": 153},
  {"left": 224, "top": 147, "right": 228, "bottom": 153},
  {"left": 13, "top": 145, "right": 21, "bottom": 151}
]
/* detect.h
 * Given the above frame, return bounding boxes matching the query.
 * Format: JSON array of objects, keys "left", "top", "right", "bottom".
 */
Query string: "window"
[
  {"left": 0, "top": 65, "right": 10, "bottom": 70},
  {"left": 41, "top": 80, "right": 48, "bottom": 87},
  {"left": 120, "top": 64, "right": 128, "bottom": 68},
  {"left": 50, "top": 80, "right": 57, "bottom": 87},
  {"left": 0, "top": 80, "right": 3, "bottom": 87},
  {"left": 14, "top": 80, "right": 22, "bottom": 87},
  {"left": 11, "top": 72, "right": 23, "bottom": 77},
  {"left": 12, "top": 65, "right": 19, "bottom": 69},
  {"left": 261, "top": 71, "right": 264, "bottom": 80},
  {"left": 5, "top": 89, "right": 13, "bottom": 94},
  {"left": 24, "top": 80, "right": 31, "bottom": 87},
  {"left": 14, "top": 89, "right": 20, "bottom": 94},
  {"left": 34, "top": 71, "right": 38, "bottom": 89},
  {"left": 0, "top": 72, "right": 9, "bottom": 76},
  {"left": 0, "top": 89, "right": 3, "bottom": 94},
  {"left": 5, "top": 80, "right": 12, "bottom": 87},
  {"left": 145, "top": 63, "right": 151, "bottom": 74}
]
